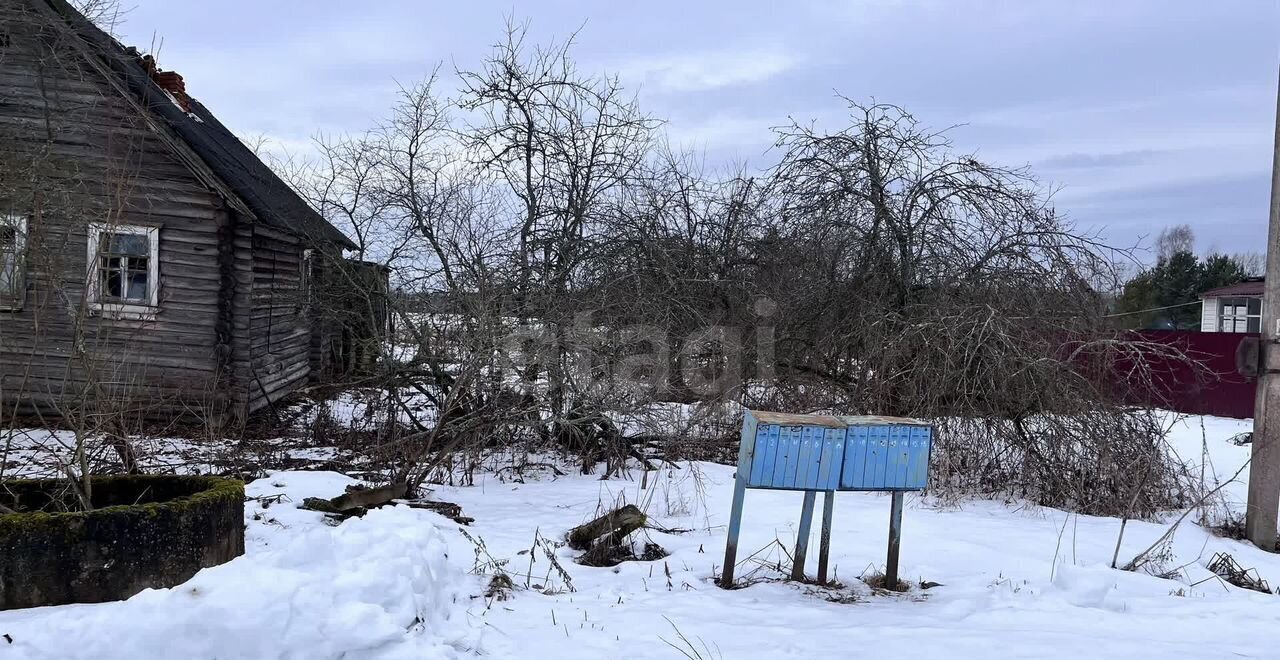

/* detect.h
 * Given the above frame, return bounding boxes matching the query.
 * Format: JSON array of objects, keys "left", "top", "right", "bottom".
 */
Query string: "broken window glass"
[
  {"left": 97, "top": 231, "right": 151, "bottom": 303},
  {"left": 0, "top": 219, "right": 23, "bottom": 301}
]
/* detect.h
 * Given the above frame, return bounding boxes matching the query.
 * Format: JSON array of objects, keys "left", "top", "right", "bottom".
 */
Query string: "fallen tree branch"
[
  {"left": 1122, "top": 459, "right": 1250, "bottom": 572},
  {"left": 403, "top": 500, "right": 474, "bottom": 525},
  {"left": 568, "top": 504, "right": 647, "bottom": 550},
  {"left": 300, "top": 482, "right": 408, "bottom": 516}
]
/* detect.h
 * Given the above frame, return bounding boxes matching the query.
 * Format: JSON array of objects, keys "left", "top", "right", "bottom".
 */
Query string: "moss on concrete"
[{"left": 0, "top": 475, "right": 245, "bottom": 610}]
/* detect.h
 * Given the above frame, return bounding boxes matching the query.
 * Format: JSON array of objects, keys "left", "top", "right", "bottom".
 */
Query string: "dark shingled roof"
[
  {"left": 38, "top": 0, "right": 356, "bottom": 250},
  {"left": 172, "top": 98, "right": 356, "bottom": 249},
  {"left": 1201, "top": 277, "right": 1264, "bottom": 298}
]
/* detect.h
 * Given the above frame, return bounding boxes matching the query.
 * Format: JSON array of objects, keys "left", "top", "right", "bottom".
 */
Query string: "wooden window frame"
[
  {"left": 0, "top": 214, "right": 27, "bottom": 311},
  {"left": 86, "top": 222, "right": 160, "bottom": 320},
  {"left": 1218, "top": 295, "right": 1262, "bottom": 334}
]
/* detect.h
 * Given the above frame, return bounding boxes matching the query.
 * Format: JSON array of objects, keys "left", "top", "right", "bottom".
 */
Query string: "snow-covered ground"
[
  {"left": 0, "top": 429, "right": 352, "bottom": 479},
  {"left": 3, "top": 413, "right": 1279, "bottom": 659},
  {"left": 0, "top": 471, "right": 482, "bottom": 659}
]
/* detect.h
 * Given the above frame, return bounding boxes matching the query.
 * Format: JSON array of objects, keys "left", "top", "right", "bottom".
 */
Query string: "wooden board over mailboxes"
[
  {"left": 749, "top": 411, "right": 847, "bottom": 428},
  {"left": 838, "top": 414, "right": 931, "bottom": 427},
  {"left": 749, "top": 411, "right": 930, "bottom": 428}
]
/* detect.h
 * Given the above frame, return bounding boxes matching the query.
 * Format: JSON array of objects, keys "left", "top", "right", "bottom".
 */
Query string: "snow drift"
[{"left": 0, "top": 471, "right": 482, "bottom": 660}]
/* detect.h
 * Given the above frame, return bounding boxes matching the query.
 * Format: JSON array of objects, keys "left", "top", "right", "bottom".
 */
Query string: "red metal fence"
[{"left": 1126, "top": 330, "right": 1256, "bottom": 419}]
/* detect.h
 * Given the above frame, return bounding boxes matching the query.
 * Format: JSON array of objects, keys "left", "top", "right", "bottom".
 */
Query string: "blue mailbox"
[
  {"left": 839, "top": 416, "right": 933, "bottom": 491},
  {"left": 721, "top": 410, "right": 934, "bottom": 588}
]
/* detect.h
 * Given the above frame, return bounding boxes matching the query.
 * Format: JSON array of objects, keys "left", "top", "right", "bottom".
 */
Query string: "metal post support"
[
  {"left": 791, "top": 491, "right": 818, "bottom": 581},
  {"left": 817, "top": 490, "right": 835, "bottom": 584},
  {"left": 720, "top": 473, "right": 748, "bottom": 588},
  {"left": 885, "top": 491, "right": 904, "bottom": 588}
]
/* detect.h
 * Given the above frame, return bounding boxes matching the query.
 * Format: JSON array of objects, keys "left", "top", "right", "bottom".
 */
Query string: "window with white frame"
[
  {"left": 1218, "top": 296, "right": 1261, "bottom": 333},
  {"left": 87, "top": 223, "right": 159, "bottom": 313},
  {"left": 0, "top": 214, "right": 27, "bottom": 309}
]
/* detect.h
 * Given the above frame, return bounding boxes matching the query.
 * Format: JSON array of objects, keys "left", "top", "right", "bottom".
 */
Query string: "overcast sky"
[{"left": 114, "top": 1, "right": 1279, "bottom": 261}]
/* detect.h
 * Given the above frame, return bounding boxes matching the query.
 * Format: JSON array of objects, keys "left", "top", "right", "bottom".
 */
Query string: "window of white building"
[{"left": 1219, "top": 296, "right": 1261, "bottom": 333}]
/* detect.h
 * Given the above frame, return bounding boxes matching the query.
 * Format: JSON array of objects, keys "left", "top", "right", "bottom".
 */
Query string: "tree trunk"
[{"left": 567, "top": 504, "right": 646, "bottom": 550}]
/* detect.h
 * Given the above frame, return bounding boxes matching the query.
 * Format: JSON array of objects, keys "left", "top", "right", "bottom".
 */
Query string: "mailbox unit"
[
  {"left": 722, "top": 410, "right": 935, "bottom": 588},
  {"left": 741, "top": 412, "right": 933, "bottom": 492}
]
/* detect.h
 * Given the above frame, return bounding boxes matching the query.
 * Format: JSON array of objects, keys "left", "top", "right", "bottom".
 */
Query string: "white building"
[{"left": 1200, "top": 277, "right": 1263, "bottom": 333}]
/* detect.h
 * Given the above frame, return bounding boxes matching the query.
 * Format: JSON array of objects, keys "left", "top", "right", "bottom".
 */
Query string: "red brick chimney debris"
[{"left": 137, "top": 53, "right": 191, "bottom": 112}]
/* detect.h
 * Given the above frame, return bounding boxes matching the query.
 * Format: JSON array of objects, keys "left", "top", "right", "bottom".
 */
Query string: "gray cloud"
[
  {"left": 617, "top": 49, "right": 802, "bottom": 94},
  {"left": 115, "top": 0, "right": 1278, "bottom": 258},
  {"left": 1038, "top": 150, "right": 1166, "bottom": 170}
]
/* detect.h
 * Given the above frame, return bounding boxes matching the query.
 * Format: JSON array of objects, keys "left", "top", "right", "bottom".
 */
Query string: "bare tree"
[
  {"left": 1233, "top": 251, "right": 1265, "bottom": 277},
  {"left": 453, "top": 21, "right": 661, "bottom": 465},
  {"left": 275, "top": 31, "right": 1201, "bottom": 512},
  {"left": 1156, "top": 223, "right": 1195, "bottom": 261},
  {"left": 70, "top": 0, "right": 125, "bottom": 33}
]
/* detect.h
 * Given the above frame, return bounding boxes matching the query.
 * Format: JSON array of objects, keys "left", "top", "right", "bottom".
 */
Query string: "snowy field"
[{"left": 3, "top": 414, "right": 1279, "bottom": 659}]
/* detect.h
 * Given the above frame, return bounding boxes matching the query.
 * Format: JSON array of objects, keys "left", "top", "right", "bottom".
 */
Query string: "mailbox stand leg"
[
  {"left": 817, "top": 490, "right": 834, "bottom": 584},
  {"left": 791, "top": 491, "right": 818, "bottom": 581},
  {"left": 721, "top": 476, "right": 748, "bottom": 588},
  {"left": 885, "top": 491, "right": 904, "bottom": 588}
]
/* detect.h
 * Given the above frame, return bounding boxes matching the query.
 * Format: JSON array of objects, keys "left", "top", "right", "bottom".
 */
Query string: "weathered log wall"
[
  {"left": 0, "top": 1, "right": 357, "bottom": 426},
  {"left": 245, "top": 225, "right": 310, "bottom": 413},
  {"left": 0, "top": 2, "right": 229, "bottom": 422}
]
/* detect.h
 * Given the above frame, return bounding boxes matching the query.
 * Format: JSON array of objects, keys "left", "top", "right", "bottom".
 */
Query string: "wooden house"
[
  {"left": 0, "top": 0, "right": 371, "bottom": 427},
  {"left": 1200, "top": 277, "right": 1263, "bottom": 333}
]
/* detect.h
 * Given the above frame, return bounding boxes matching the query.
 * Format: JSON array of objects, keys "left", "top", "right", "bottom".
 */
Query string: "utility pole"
[{"left": 1246, "top": 62, "right": 1280, "bottom": 551}]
